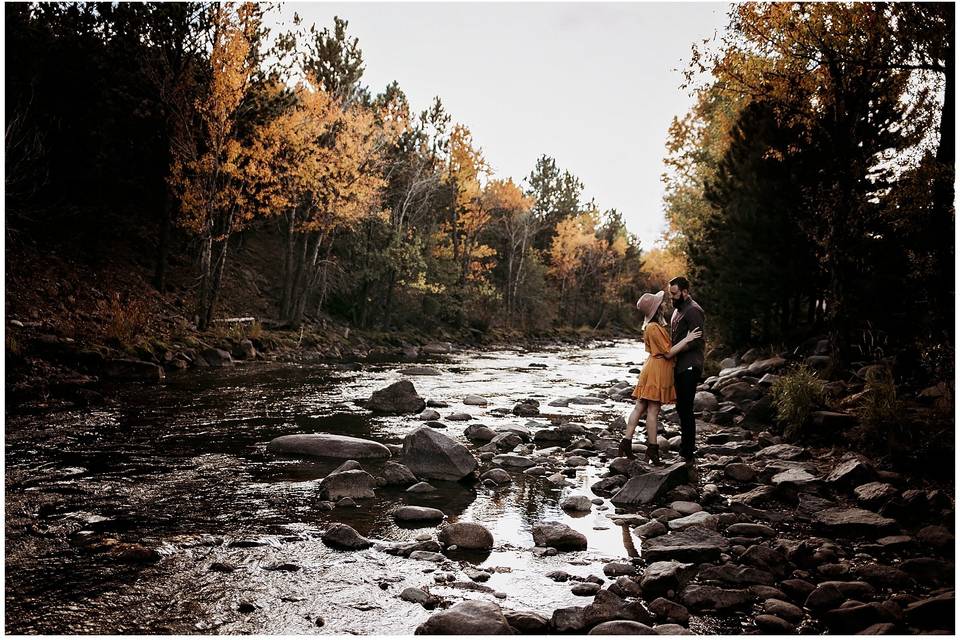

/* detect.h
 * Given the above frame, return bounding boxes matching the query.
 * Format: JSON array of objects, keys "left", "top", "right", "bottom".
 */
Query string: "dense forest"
[{"left": 5, "top": 2, "right": 954, "bottom": 383}]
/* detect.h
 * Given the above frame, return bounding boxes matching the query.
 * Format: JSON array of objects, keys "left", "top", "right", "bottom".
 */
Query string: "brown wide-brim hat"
[{"left": 636, "top": 291, "right": 665, "bottom": 323}]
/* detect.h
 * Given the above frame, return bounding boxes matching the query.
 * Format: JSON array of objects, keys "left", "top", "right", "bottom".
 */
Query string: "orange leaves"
[
  {"left": 548, "top": 211, "right": 601, "bottom": 282},
  {"left": 482, "top": 178, "right": 533, "bottom": 216}
]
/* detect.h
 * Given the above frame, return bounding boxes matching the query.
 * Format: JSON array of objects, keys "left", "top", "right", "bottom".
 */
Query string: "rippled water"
[{"left": 5, "top": 339, "right": 706, "bottom": 634}]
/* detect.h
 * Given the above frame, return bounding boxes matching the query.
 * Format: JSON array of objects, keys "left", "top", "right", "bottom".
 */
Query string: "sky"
[{"left": 276, "top": 2, "right": 730, "bottom": 248}]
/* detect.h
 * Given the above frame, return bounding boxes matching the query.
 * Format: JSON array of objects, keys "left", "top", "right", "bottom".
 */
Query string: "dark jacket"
[{"left": 670, "top": 296, "right": 705, "bottom": 372}]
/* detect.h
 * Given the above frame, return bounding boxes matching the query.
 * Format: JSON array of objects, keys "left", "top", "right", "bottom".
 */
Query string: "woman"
[{"left": 619, "top": 290, "right": 702, "bottom": 464}]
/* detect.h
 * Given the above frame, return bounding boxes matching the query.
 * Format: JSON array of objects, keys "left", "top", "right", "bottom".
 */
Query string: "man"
[{"left": 668, "top": 276, "right": 705, "bottom": 468}]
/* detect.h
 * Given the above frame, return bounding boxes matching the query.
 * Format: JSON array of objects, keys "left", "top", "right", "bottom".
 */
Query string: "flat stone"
[
  {"left": 321, "top": 523, "right": 371, "bottom": 549},
  {"left": 268, "top": 434, "right": 391, "bottom": 459},
  {"left": 409, "top": 551, "right": 446, "bottom": 563},
  {"left": 640, "top": 561, "right": 697, "bottom": 596},
  {"left": 611, "top": 462, "right": 689, "bottom": 506},
  {"left": 393, "top": 506, "right": 445, "bottom": 523},
  {"left": 668, "top": 511, "right": 718, "bottom": 531},
  {"left": 697, "top": 563, "right": 775, "bottom": 586},
  {"left": 491, "top": 454, "right": 536, "bottom": 469},
  {"left": 602, "top": 561, "right": 637, "bottom": 577},
  {"left": 400, "top": 366, "right": 441, "bottom": 376},
  {"left": 669, "top": 501, "right": 703, "bottom": 515},
  {"left": 754, "top": 614, "right": 795, "bottom": 634},
  {"left": 532, "top": 521, "right": 587, "bottom": 551},
  {"left": 724, "top": 523, "right": 775, "bottom": 538},
  {"left": 756, "top": 444, "right": 808, "bottom": 460},
  {"left": 724, "top": 463, "right": 757, "bottom": 482},
  {"left": 814, "top": 507, "right": 897, "bottom": 535},
  {"left": 826, "top": 458, "right": 876, "bottom": 487},
  {"left": 771, "top": 468, "right": 819, "bottom": 486},
  {"left": 588, "top": 621, "right": 657, "bottom": 635},
  {"left": 415, "top": 600, "right": 513, "bottom": 634},
  {"left": 642, "top": 527, "right": 729, "bottom": 563},
  {"left": 764, "top": 598, "right": 803, "bottom": 622},
  {"left": 400, "top": 587, "right": 441, "bottom": 609},
  {"left": 680, "top": 584, "right": 753, "bottom": 611},
  {"left": 463, "top": 394, "right": 488, "bottom": 406},
  {"left": 561, "top": 495, "right": 593, "bottom": 512},
  {"left": 854, "top": 482, "right": 898, "bottom": 506}
]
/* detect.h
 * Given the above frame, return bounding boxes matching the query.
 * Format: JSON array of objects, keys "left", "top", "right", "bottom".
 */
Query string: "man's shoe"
[
  {"left": 683, "top": 456, "right": 699, "bottom": 484},
  {"left": 618, "top": 438, "right": 636, "bottom": 460}
]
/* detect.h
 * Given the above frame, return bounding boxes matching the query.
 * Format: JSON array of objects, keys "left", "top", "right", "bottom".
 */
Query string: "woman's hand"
[{"left": 682, "top": 327, "right": 702, "bottom": 345}]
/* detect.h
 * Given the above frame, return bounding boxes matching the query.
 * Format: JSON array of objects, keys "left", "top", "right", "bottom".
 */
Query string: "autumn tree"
[
  {"left": 483, "top": 178, "right": 534, "bottom": 319},
  {"left": 525, "top": 155, "right": 584, "bottom": 252}
]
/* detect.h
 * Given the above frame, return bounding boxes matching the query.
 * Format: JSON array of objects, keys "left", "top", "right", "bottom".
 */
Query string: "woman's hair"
[{"left": 642, "top": 301, "right": 668, "bottom": 329}]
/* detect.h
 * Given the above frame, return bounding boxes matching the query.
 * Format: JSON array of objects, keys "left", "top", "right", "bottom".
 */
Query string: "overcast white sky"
[{"left": 277, "top": 2, "right": 730, "bottom": 248}]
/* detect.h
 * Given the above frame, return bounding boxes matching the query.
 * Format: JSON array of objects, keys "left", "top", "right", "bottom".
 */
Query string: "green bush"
[{"left": 771, "top": 365, "right": 825, "bottom": 439}]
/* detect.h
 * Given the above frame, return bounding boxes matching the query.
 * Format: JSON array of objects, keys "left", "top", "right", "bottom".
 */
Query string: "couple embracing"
[{"left": 619, "top": 276, "right": 705, "bottom": 473}]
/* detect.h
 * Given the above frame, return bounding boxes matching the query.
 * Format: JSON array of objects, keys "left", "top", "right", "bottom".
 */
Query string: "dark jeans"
[{"left": 674, "top": 366, "right": 701, "bottom": 459}]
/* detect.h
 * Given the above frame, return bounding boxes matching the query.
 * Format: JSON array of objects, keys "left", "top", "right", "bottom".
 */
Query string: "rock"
[
  {"left": 771, "top": 468, "right": 819, "bottom": 487},
  {"left": 756, "top": 443, "right": 808, "bottom": 460},
  {"left": 402, "top": 427, "right": 478, "bottom": 481},
  {"left": 754, "top": 614, "right": 796, "bottom": 634},
  {"left": 200, "top": 348, "right": 234, "bottom": 367},
  {"left": 805, "top": 355, "right": 832, "bottom": 370},
  {"left": 764, "top": 598, "right": 803, "bottom": 622},
  {"left": 331, "top": 459, "right": 363, "bottom": 474},
  {"left": 823, "top": 601, "right": 900, "bottom": 634},
  {"left": 728, "top": 485, "right": 777, "bottom": 507},
  {"left": 463, "top": 394, "right": 488, "bottom": 406},
  {"left": 697, "top": 563, "right": 775, "bottom": 586},
  {"left": 779, "top": 578, "right": 816, "bottom": 600},
  {"left": 854, "top": 482, "right": 898, "bottom": 507},
  {"left": 640, "top": 561, "right": 696, "bottom": 596},
  {"left": 602, "top": 562, "right": 637, "bottom": 578},
  {"left": 814, "top": 507, "right": 897, "bottom": 535},
  {"left": 693, "top": 391, "right": 719, "bottom": 412},
  {"left": 739, "top": 544, "right": 791, "bottom": 578},
  {"left": 268, "top": 434, "right": 391, "bottom": 460},
  {"left": 417, "top": 409, "right": 442, "bottom": 421},
  {"left": 561, "top": 495, "right": 593, "bottom": 512},
  {"left": 642, "top": 527, "right": 729, "bottom": 563},
  {"left": 491, "top": 454, "right": 536, "bottom": 469},
  {"left": 319, "top": 469, "right": 377, "bottom": 501},
  {"left": 336, "top": 497, "right": 357, "bottom": 508},
  {"left": 321, "top": 523, "right": 371, "bottom": 549},
  {"left": 904, "top": 593, "right": 954, "bottom": 630},
  {"left": 406, "top": 481, "right": 436, "bottom": 493},
  {"left": 103, "top": 358, "right": 166, "bottom": 382},
  {"left": 479, "top": 468, "right": 512, "bottom": 485},
  {"left": 400, "top": 587, "right": 442, "bottom": 609},
  {"left": 393, "top": 506, "right": 445, "bottom": 523},
  {"left": 725, "top": 523, "right": 775, "bottom": 538},
  {"left": 409, "top": 551, "right": 446, "bottom": 562},
  {"left": 915, "top": 525, "right": 954, "bottom": 550},
  {"left": 565, "top": 455, "right": 589, "bottom": 467},
  {"left": 668, "top": 512, "right": 718, "bottom": 531},
  {"left": 572, "top": 582, "right": 602, "bottom": 596},
  {"left": 669, "top": 501, "right": 702, "bottom": 515},
  {"left": 421, "top": 341, "right": 453, "bottom": 355},
  {"left": 680, "top": 585, "right": 753, "bottom": 611},
  {"left": 634, "top": 520, "right": 669, "bottom": 538},
  {"left": 512, "top": 401, "right": 540, "bottom": 417},
  {"left": 826, "top": 458, "right": 877, "bottom": 488},
  {"left": 532, "top": 521, "right": 587, "bottom": 551},
  {"left": 381, "top": 461, "right": 418, "bottom": 485},
  {"left": 367, "top": 380, "right": 426, "bottom": 414},
  {"left": 503, "top": 610, "right": 549, "bottom": 634},
  {"left": 447, "top": 412, "right": 472, "bottom": 421},
  {"left": 550, "top": 606, "right": 588, "bottom": 633},
  {"left": 748, "top": 356, "right": 785, "bottom": 375},
  {"left": 610, "top": 463, "right": 689, "bottom": 506},
  {"left": 811, "top": 410, "right": 857, "bottom": 429},
  {"left": 609, "top": 576, "right": 644, "bottom": 598},
  {"left": 648, "top": 598, "right": 689, "bottom": 625},
  {"left": 464, "top": 424, "right": 497, "bottom": 442},
  {"left": 654, "top": 623, "right": 693, "bottom": 635},
  {"left": 233, "top": 339, "right": 257, "bottom": 360},
  {"left": 438, "top": 522, "right": 493, "bottom": 550},
  {"left": 416, "top": 600, "right": 513, "bottom": 634},
  {"left": 740, "top": 348, "right": 762, "bottom": 364},
  {"left": 401, "top": 366, "right": 442, "bottom": 376},
  {"left": 589, "top": 621, "right": 657, "bottom": 635},
  {"left": 724, "top": 463, "right": 757, "bottom": 482},
  {"left": 853, "top": 563, "right": 913, "bottom": 588},
  {"left": 464, "top": 567, "right": 491, "bottom": 582}
]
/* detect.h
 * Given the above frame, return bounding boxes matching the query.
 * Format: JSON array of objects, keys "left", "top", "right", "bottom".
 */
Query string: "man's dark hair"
[{"left": 669, "top": 276, "right": 690, "bottom": 291}]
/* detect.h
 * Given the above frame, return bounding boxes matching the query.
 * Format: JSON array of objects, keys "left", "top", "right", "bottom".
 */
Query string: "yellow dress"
[{"left": 632, "top": 323, "right": 676, "bottom": 403}]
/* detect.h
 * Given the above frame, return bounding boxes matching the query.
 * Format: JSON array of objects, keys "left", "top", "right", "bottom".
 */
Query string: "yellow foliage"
[
  {"left": 548, "top": 212, "right": 602, "bottom": 281},
  {"left": 641, "top": 246, "right": 688, "bottom": 290}
]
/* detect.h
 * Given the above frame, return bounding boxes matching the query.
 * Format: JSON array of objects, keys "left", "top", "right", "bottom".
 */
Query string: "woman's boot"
[
  {"left": 618, "top": 438, "right": 635, "bottom": 459},
  {"left": 644, "top": 443, "right": 662, "bottom": 465}
]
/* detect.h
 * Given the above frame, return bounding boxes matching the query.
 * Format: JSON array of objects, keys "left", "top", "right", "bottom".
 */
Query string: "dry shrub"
[
  {"left": 855, "top": 363, "right": 903, "bottom": 432},
  {"left": 771, "top": 364, "right": 825, "bottom": 439},
  {"left": 99, "top": 292, "right": 149, "bottom": 348}
]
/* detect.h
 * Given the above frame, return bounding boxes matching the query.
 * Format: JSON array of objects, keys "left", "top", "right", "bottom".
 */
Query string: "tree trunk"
[
  {"left": 203, "top": 233, "right": 231, "bottom": 329},
  {"left": 196, "top": 230, "right": 213, "bottom": 329}
]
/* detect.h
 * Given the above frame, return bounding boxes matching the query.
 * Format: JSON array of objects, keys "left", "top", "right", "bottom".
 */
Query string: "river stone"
[
  {"left": 321, "top": 523, "right": 371, "bottom": 549},
  {"left": 719, "top": 382, "right": 763, "bottom": 404},
  {"left": 417, "top": 409, "right": 441, "bottom": 422},
  {"left": 748, "top": 356, "right": 786, "bottom": 375},
  {"left": 697, "top": 563, "right": 775, "bottom": 586},
  {"left": 822, "top": 601, "right": 900, "bottom": 634},
  {"left": 668, "top": 512, "right": 718, "bottom": 531},
  {"left": 367, "top": 380, "right": 426, "bottom": 414},
  {"left": 764, "top": 598, "right": 803, "bottom": 622},
  {"left": 915, "top": 524, "right": 954, "bottom": 550},
  {"left": 825, "top": 458, "right": 876, "bottom": 487},
  {"left": 491, "top": 454, "right": 536, "bottom": 469},
  {"left": 724, "top": 463, "right": 757, "bottom": 482},
  {"left": 754, "top": 614, "right": 796, "bottom": 634},
  {"left": 642, "top": 527, "right": 729, "bottom": 563},
  {"left": 756, "top": 443, "right": 808, "bottom": 460},
  {"left": 446, "top": 412, "right": 472, "bottom": 421},
  {"left": 421, "top": 341, "right": 453, "bottom": 355},
  {"left": 854, "top": 481, "right": 897, "bottom": 507},
  {"left": 400, "top": 586, "right": 442, "bottom": 609},
  {"left": 532, "top": 521, "right": 587, "bottom": 550},
  {"left": 416, "top": 599, "right": 512, "bottom": 635},
  {"left": 669, "top": 501, "right": 703, "bottom": 515},
  {"left": 400, "top": 366, "right": 441, "bottom": 376},
  {"left": 479, "top": 468, "right": 512, "bottom": 485},
  {"left": 640, "top": 561, "right": 697, "bottom": 596},
  {"left": 319, "top": 469, "right": 377, "bottom": 500},
  {"left": 409, "top": 551, "right": 446, "bottom": 563},
  {"left": 464, "top": 424, "right": 497, "bottom": 442},
  {"left": 406, "top": 481, "right": 436, "bottom": 493},
  {"left": 438, "top": 522, "right": 494, "bottom": 550},
  {"left": 381, "top": 461, "right": 417, "bottom": 485},
  {"left": 572, "top": 582, "right": 601, "bottom": 596},
  {"left": 198, "top": 348, "right": 234, "bottom": 367},
  {"left": 503, "top": 610, "right": 549, "bottom": 634},
  {"left": 491, "top": 432, "right": 523, "bottom": 451},
  {"left": 589, "top": 621, "right": 657, "bottom": 635},
  {"left": 551, "top": 606, "right": 588, "bottom": 633},
  {"left": 401, "top": 427, "right": 478, "bottom": 481},
  {"left": 602, "top": 562, "right": 637, "bottom": 578},
  {"left": 648, "top": 597, "right": 690, "bottom": 624},
  {"left": 771, "top": 468, "right": 819, "bottom": 486},
  {"left": 393, "top": 506, "right": 445, "bottom": 523},
  {"left": 739, "top": 544, "right": 791, "bottom": 578},
  {"left": 725, "top": 523, "right": 775, "bottom": 538},
  {"left": 462, "top": 394, "right": 488, "bottom": 406},
  {"left": 611, "top": 462, "right": 689, "bottom": 506},
  {"left": 565, "top": 456, "right": 589, "bottom": 467},
  {"left": 814, "top": 507, "right": 897, "bottom": 535},
  {"left": 268, "top": 434, "right": 391, "bottom": 460},
  {"left": 905, "top": 593, "right": 954, "bottom": 630},
  {"left": 679, "top": 585, "right": 753, "bottom": 611},
  {"left": 693, "top": 391, "right": 719, "bottom": 412},
  {"left": 653, "top": 623, "right": 693, "bottom": 635},
  {"left": 561, "top": 495, "right": 593, "bottom": 512}
]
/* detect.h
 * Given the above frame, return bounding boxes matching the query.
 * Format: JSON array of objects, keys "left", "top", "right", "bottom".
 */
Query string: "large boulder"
[
  {"left": 610, "top": 463, "right": 689, "bottom": 506},
  {"left": 366, "top": 380, "right": 426, "bottom": 414},
  {"left": 438, "top": 522, "right": 494, "bottom": 550},
  {"left": 267, "top": 434, "right": 391, "bottom": 460},
  {"left": 640, "top": 561, "right": 697, "bottom": 596},
  {"left": 680, "top": 585, "right": 753, "bottom": 612},
  {"left": 401, "top": 427, "right": 478, "bottom": 481},
  {"left": 415, "top": 600, "right": 513, "bottom": 635},
  {"left": 392, "top": 506, "right": 445, "bottom": 523},
  {"left": 719, "top": 382, "right": 763, "bottom": 404},
  {"left": 694, "top": 391, "right": 719, "bottom": 412},
  {"left": 381, "top": 461, "right": 418, "bottom": 485},
  {"left": 319, "top": 469, "right": 377, "bottom": 500},
  {"left": 103, "top": 358, "right": 166, "bottom": 383},
  {"left": 200, "top": 347, "right": 235, "bottom": 367},
  {"left": 532, "top": 521, "right": 587, "bottom": 550}
]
